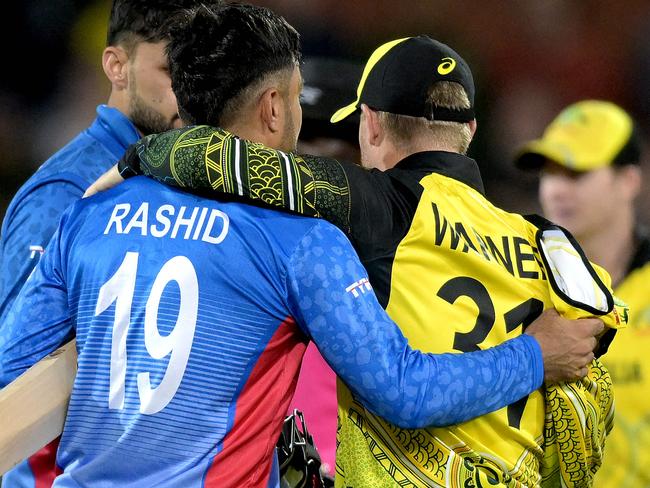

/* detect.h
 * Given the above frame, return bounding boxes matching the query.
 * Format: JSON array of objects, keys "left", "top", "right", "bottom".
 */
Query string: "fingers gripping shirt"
[
  {"left": 285, "top": 221, "right": 544, "bottom": 429},
  {"left": 529, "top": 218, "right": 626, "bottom": 487}
]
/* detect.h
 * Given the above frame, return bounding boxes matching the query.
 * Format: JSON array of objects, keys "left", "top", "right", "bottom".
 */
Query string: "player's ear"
[
  {"left": 360, "top": 104, "right": 384, "bottom": 147},
  {"left": 468, "top": 119, "right": 477, "bottom": 139},
  {"left": 102, "top": 46, "right": 129, "bottom": 90},
  {"left": 618, "top": 164, "right": 642, "bottom": 201},
  {"left": 259, "top": 87, "right": 283, "bottom": 134}
]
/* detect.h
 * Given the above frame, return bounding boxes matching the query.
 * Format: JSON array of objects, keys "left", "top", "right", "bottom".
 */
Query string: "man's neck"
[
  {"left": 107, "top": 91, "right": 127, "bottom": 117},
  {"left": 381, "top": 141, "right": 459, "bottom": 170},
  {"left": 106, "top": 92, "right": 142, "bottom": 136},
  {"left": 579, "top": 211, "right": 636, "bottom": 288},
  {"left": 224, "top": 120, "right": 274, "bottom": 149}
]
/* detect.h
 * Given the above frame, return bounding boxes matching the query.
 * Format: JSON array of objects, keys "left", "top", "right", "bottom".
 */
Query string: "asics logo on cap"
[{"left": 437, "top": 57, "right": 456, "bottom": 75}]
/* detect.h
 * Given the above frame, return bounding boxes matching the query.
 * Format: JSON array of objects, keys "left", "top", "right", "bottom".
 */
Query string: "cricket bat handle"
[{"left": 0, "top": 340, "right": 77, "bottom": 475}]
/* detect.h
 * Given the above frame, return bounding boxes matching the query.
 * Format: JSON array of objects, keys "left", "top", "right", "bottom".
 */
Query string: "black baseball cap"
[{"left": 331, "top": 36, "right": 475, "bottom": 124}]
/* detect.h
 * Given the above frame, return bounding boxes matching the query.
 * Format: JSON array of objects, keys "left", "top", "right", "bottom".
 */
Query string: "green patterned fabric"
[{"left": 137, "top": 125, "right": 352, "bottom": 232}]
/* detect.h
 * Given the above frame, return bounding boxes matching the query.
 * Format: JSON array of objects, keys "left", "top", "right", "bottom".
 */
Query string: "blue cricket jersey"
[
  {"left": 0, "top": 105, "right": 140, "bottom": 488},
  {"left": 0, "top": 177, "right": 543, "bottom": 487}
]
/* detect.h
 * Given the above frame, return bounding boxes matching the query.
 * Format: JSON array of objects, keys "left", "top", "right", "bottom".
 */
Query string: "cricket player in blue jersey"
[
  {"left": 0, "top": 4, "right": 603, "bottom": 487},
  {"left": 0, "top": 1, "right": 206, "bottom": 486}
]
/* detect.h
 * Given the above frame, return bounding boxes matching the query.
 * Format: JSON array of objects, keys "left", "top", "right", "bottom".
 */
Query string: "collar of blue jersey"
[
  {"left": 86, "top": 105, "right": 141, "bottom": 160},
  {"left": 391, "top": 151, "right": 485, "bottom": 195}
]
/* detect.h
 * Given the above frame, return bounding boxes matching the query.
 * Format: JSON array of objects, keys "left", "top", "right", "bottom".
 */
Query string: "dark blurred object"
[
  {"left": 277, "top": 410, "right": 330, "bottom": 488},
  {"left": 0, "top": 0, "right": 88, "bottom": 108},
  {"left": 298, "top": 57, "right": 362, "bottom": 162}
]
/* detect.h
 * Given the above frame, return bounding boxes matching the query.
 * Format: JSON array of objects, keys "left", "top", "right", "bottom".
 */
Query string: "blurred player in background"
[
  {"left": 514, "top": 99, "right": 649, "bottom": 487},
  {"left": 0, "top": 4, "right": 574, "bottom": 487},
  {"left": 288, "top": 56, "right": 362, "bottom": 477},
  {"left": 0, "top": 1, "right": 205, "bottom": 486},
  {"left": 297, "top": 57, "right": 362, "bottom": 162}
]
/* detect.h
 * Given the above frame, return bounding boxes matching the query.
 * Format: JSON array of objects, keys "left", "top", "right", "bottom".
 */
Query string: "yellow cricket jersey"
[
  {"left": 336, "top": 168, "right": 549, "bottom": 487},
  {"left": 334, "top": 167, "right": 621, "bottom": 488},
  {"left": 595, "top": 235, "right": 650, "bottom": 488}
]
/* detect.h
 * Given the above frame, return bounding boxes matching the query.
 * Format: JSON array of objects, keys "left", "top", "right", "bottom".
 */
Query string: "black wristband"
[{"left": 117, "top": 143, "right": 141, "bottom": 179}]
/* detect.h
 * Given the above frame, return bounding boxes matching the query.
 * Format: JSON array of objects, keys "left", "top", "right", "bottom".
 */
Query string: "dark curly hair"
[
  {"left": 167, "top": 3, "right": 301, "bottom": 127},
  {"left": 107, "top": 0, "right": 219, "bottom": 54}
]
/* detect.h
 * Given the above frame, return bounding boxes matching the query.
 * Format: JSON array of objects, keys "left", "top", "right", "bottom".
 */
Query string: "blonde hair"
[{"left": 378, "top": 81, "right": 473, "bottom": 154}]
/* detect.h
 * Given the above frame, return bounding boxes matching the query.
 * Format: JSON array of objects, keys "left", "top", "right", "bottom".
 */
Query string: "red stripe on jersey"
[
  {"left": 28, "top": 437, "right": 63, "bottom": 488},
  {"left": 204, "top": 317, "right": 307, "bottom": 487}
]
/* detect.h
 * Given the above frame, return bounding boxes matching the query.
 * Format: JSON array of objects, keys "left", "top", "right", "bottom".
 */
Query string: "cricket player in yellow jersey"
[
  {"left": 515, "top": 100, "right": 649, "bottom": 487},
  {"left": 88, "top": 38, "right": 624, "bottom": 486}
]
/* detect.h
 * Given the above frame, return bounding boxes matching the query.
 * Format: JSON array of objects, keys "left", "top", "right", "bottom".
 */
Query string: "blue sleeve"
[
  {"left": 0, "top": 212, "right": 74, "bottom": 387},
  {"left": 0, "top": 180, "right": 83, "bottom": 325},
  {"left": 285, "top": 221, "right": 544, "bottom": 429}
]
